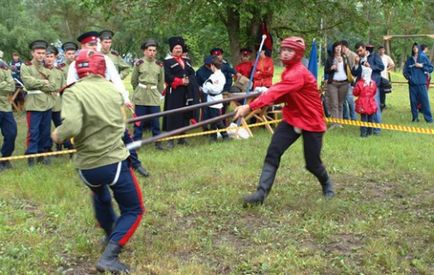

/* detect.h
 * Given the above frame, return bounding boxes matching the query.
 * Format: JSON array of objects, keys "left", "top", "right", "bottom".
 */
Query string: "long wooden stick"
[{"left": 126, "top": 112, "right": 235, "bottom": 150}]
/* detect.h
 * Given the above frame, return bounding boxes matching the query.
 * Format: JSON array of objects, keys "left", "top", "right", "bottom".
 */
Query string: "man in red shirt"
[
  {"left": 253, "top": 47, "right": 274, "bottom": 91},
  {"left": 234, "top": 37, "right": 335, "bottom": 206},
  {"left": 235, "top": 48, "right": 253, "bottom": 78}
]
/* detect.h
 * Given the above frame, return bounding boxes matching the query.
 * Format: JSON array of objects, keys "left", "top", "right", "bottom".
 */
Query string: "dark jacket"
[
  {"left": 324, "top": 55, "right": 349, "bottom": 84},
  {"left": 352, "top": 52, "right": 384, "bottom": 85},
  {"left": 221, "top": 60, "right": 236, "bottom": 92},
  {"left": 196, "top": 65, "right": 212, "bottom": 87},
  {"left": 403, "top": 46, "right": 433, "bottom": 86}
]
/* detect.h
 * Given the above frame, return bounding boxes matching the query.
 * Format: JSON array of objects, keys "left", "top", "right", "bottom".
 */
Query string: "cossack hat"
[
  {"left": 168, "top": 36, "right": 185, "bottom": 52},
  {"left": 141, "top": 38, "right": 158, "bottom": 50},
  {"left": 46, "top": 46, "right": 59, "bottom": 55},
  {"left": 29, "top": 40, "right": 49, "bottom": 50},
  {"left": 99, "top": 30, "right": 114, "bottom": 40},
  {"left": 210, "top": 47, "right": 223, "bottom": 56},
  {"left": 62, "top": 41, "right": 78, "bottom": 52},
  {"left": 77, "top": 31, "right": 99, "bottom": 44}
]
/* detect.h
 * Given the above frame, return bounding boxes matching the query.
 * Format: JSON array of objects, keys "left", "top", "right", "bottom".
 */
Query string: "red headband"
[{"left": 81, "top": 36, "right": 98, "bottom": 45}]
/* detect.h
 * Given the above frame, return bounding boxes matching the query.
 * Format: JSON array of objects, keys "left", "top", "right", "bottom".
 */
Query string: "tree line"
[{"left": 0, "top": 0, "right": 433, "bottom": 67}]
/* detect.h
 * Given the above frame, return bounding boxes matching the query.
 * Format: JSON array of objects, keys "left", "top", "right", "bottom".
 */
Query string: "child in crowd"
[
  {"left": 202, "top": 55, "right": 230, "bottom": 141},
  {"left": 353, "top": 67, "right": 378, "bottom": 137}
]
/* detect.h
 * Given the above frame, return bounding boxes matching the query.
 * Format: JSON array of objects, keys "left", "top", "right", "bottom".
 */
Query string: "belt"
[
  {"left": 138, "top": 83, "right": 157, "bottom": 89},
  {"left": 27, "top": 90, "right": 43, "bottom": 95},
  {"left": 332, "top": 80, "right": 348, "bottom": 83}
]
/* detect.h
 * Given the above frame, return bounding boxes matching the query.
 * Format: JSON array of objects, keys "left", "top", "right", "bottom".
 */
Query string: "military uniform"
[
  {"left": 61, "top": 41, "right": 78, "bottom": 79},
  {"left": 97, "top": 30, "right": 149, "bottom": 175},
  {"left": 131, "top": 55, "right": 165, "bottom": 141},
  {"left": 0, "top": 61, "right": 17, "bottom": 169},
  {"left": 55, "top": 71, "right": 144, "bottom": 273},
  {"left": 104, "top": 50, "right": 130, "bottom": 79},
  {"left": 21, "top": 40, "right": 57, "bottom": 160}
]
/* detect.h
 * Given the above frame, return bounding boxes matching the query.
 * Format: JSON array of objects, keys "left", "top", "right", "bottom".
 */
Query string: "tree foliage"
[{"left": 0, "top": 0, "right": 433, "bottom": 66}]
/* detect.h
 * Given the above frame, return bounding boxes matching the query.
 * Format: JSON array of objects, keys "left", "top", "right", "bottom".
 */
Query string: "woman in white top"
[{"left": 325, "top": 41, "right": 351, "bottom": 124}]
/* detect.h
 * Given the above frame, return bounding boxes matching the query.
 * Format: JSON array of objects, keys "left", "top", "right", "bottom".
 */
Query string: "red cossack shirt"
[{"left": 249, "top": 62, "right": 326, "bottom": 132}]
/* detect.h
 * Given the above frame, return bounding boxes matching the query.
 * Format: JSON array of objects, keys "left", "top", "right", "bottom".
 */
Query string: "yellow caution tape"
[{"left": 0, "top": 118, "right": 432, "bottom": 162}]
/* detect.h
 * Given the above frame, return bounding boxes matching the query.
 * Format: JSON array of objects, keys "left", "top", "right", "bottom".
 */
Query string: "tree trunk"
[{"left": 224, "top": 5, "right": 241, "bottom": 64}]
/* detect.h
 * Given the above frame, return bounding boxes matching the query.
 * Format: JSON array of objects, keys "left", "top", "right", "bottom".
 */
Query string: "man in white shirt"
[
  {"left": 378, "top": 46, "right": 395, "bottom": 110},
  {"left": 202, "top": 56, "right": 230, "bottom": 141}
]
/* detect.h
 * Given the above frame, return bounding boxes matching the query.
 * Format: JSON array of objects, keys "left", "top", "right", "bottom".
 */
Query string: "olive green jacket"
[
  {"left": 0, "top": 65, "right": 16, "bottom": 112},
  {"left": 47, "top": 66, "right": 66, "bottom": 112},
  {"left": 104, "top": 50, "right": 131, "bottom": 79},
  {"left": 131, "top": 57, "right": 165, "bottom": 106},
  {"left": 56, "top": 75, "right": 129, "bottom": 169},
  {"left": 21, "top": 60, "right": 56, "bottom": 111}
]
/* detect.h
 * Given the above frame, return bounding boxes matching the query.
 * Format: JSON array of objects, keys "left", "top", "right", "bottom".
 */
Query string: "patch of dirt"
[{"left": 324, "top": 233, "right": 364, "bottom": 256}]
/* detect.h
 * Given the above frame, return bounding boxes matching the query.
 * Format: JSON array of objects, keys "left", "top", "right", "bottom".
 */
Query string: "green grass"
[{"left": 0, "top": 68, "right": 433, "bottom": 274}]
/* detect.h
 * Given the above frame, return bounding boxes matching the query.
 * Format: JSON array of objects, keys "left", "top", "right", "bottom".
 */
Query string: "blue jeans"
[
  {"left": 372, "top": 88, "right": 382, "bottom": 134},
  {"left": 343, "top": 85, "right": 357, "bottom": 120},
  {"left": 0, "top": 111, "right": 17, "bottom": 157},
  {"left": 25, "top": 110, "right": 52, "bottom": 154},
  {"left": 79, "top": 160, "right": 144, "bottom": 246},
  {"left": 133, "top": 105, "right": 161, "bottom": 141},
  {"left": 360, "top": 114, "right": 374, "bottom": 136},
  {"left": 122, "top": 130, "right": 142, "bottom": 169},
  {"left": 410, "top": 84, "right": 432, "bottom": 122}
]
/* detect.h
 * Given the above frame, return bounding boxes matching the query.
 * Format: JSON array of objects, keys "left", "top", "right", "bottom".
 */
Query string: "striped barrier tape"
[{"left": 0, "top": 118, "right": 432, "bottom": 162}]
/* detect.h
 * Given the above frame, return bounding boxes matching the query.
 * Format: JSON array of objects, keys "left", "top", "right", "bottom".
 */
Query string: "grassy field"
[{"left": 1, "top": 68, "right": 433, "bottom": 274}]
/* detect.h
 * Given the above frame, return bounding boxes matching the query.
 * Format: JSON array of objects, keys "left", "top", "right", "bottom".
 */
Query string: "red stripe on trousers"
[
  {"left": 26, "top": 112, "right": 31, "bottom": 148},
  {"left": 118, "top": 168, "right": 146, "bottom": 246}
]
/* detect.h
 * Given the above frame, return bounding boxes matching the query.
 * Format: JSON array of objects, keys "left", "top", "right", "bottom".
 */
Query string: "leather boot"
[
  {"left": 166, "top": 140, "right": 175, "bottom": 149},
  {"left": 96, "top": 241, "right": 130, "bottom": 273},
  {"left": 243, "top": 163, "right": 277, "bottom": 206},
  {"left": 155, "top": 142, "right": 164, "bottom": 151},
  {"left": 0, "top": 160, "right": 12, "bottom": 170},
  {"left": 134, "top": 165, "right": 150, "bottom": 177},
  {"left": 318, "top": 172, "right": 335, "bottom": 198}
]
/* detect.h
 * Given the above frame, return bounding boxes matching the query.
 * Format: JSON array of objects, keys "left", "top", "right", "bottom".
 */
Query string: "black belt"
[{"left": 332, "top": 80, "right": 348, "bottom": 83}]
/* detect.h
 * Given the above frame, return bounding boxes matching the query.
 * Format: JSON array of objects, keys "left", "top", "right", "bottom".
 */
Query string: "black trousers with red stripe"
[{"left": 78, "top": 159, "right": 144, "bottom": 246}]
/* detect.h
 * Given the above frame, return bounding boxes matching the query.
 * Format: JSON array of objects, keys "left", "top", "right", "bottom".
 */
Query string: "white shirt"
[
  {"left": 380, "top": 54, "right": 395, "bottom": 79},
  {"left": 202, "top": 69, "right": 226, "bottom": 109},
  {"left": 333, "top": 61, "right": 347, "bottom": 81},
  {"left": 66, "top": 55, "right": 130, "bottom": 104}
]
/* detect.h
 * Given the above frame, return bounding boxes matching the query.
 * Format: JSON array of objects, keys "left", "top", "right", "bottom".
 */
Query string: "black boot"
[
  {"left": 96, "top": 241, "right": 130, "bottom": 273},
  {"left": 155, "top": 142, "right": 164, "bottom": 151},
  {"left": 0, "top": 160, "right": 12, "bottom": 170},
  {"left": 178, "top": 138, "right": 188, "bottom": 145},
  {"left": 134, "top": 165, "right": 150, "bottom": 177},
  {"left": 318, "top": 171, "right": 335, "bottom": 199},
  {"left": 28, "top": 157, "right": 36, "bottom": 167},
  {"left": 166, "top": 140, "right": 175, "bottom": 149},
  {"left": 243, "top": 163, "right": 277, "bottom": 207}
]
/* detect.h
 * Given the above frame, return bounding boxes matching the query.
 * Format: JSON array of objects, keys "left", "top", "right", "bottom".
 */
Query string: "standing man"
[
  {"left": 99, "top": 30, "right": 131, "bottom": 79},
  {"left": 163, "top": 36, "right": 199, "bottom": 148},
  {"left": 234, "top": 37, "right": 335, "bottom": 206},
  {"left": 9, "top": 52, "right": 23, "bottom": 83},
  {"left": 378, "top": 46, "right": 395, "bottom": 110},
  {"left": 403, "top": 43, "right": 433, "bottom": 123},
  {"left": 60, "top": 41, "right": 78, "bottom": 79},
  {"left": 68, "top": 31, "right": 149, "bottom": 177},
  {"left": 52, "top": 49, "right": 144, "bottom": 273},
  {"left": 21, "top": 40, "right": 56, "bottom": 166},
  {"left": 131, "top": 39, "right": 165, "bottom": 150},
  {"left": 44, "top": 46, "right": 68, "bottom": 151},
  {"left": 352, "top": 42, "right": 384, "bottom": 134},
  {"left": 341, "top": 40, "right": 357, "bottom": 120},
  {"left": 0, "top": 59, "right": 17, "bottom": 171}
]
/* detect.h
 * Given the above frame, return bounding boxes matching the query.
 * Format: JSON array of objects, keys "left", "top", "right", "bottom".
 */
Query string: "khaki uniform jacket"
[
  {"left": 0, "top": 65, "right": 16, "bottom": 112},
  {"left": 131, "top": 58, "right": 165, "bottom": 106},
  {"left": 48, "top": 66, "right": 66, "bottom": 112},
  {"left": 56, "top": 75, "right": 129, "bottom": 169},
  {"left": 104, "top": 50, "right": 130, "bottom": 79},
  {"left": 21, "top": 61, "right": 56, "bottom": 111}
]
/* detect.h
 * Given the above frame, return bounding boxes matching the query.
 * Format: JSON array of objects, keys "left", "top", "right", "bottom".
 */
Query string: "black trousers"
[{"left": 264, "top": 121, "right": 328, "bottom": 182}]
